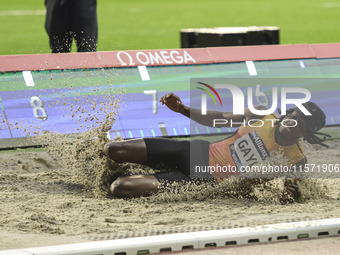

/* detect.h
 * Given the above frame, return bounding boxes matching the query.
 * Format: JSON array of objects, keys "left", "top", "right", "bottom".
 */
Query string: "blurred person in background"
[{"left": 45, "top": 0, "right": 98, "bottom": 53}]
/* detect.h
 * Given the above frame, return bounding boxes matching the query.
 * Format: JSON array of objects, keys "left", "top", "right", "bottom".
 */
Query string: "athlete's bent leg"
[
  {"left": 103, "top": 138, "right": 147, "bottom": 164},
  {"left": 110, "top": 175, "right": 160, "bottom": 198}
]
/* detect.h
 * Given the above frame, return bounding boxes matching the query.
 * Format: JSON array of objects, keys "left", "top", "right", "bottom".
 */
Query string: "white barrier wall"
[{"left": 1, "top": 218, "right": 340, "bottom": 255}]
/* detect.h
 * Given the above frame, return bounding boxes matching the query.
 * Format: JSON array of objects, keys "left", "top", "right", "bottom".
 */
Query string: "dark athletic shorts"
[{"left": 143, "top": 138, "right": 212, "bottom": 183}]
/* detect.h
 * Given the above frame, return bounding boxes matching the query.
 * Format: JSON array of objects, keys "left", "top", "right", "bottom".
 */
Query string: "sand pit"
[{"left": 1, "top": 132, "right": 340, "bottom": 250}]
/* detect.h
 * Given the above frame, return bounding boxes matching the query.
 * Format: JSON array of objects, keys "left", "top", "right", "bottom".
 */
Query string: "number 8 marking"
[{"left": 30, "top": 96, "right": 48, "bottom": 121}]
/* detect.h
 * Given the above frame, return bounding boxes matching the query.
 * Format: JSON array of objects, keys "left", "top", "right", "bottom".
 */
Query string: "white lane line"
[
  {"left": 246, "top": 60, "right": 257, "bottom": 76},
  {"left": 299, "top": 60, "right": 306, "bottom": 68},
  {"left": 22, "top": 71, "right": 35, "bottom": 87},
  {"left": 138, "top": 66, "right": 151, "bottom": 81},
  {"left": 0, "top": 10, "right": 46, "bottom": 16}
]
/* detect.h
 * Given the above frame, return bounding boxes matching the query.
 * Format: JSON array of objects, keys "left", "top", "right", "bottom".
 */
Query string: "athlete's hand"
[
  {"left": 159, "top": 93, "right": 185, "bottom": 113},
  {"left": 280, "top": 179, "right": 301, "bottom": 204}
]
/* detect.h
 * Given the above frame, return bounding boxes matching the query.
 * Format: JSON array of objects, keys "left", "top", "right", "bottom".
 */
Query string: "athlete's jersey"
[{"left": 209, "top": 114, "right": 306, "bottom": 180}]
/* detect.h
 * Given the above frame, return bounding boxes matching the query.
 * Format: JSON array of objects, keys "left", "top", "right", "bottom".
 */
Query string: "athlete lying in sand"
[{"left": 104, "top": 93, "right": 330, "bottom": 203}]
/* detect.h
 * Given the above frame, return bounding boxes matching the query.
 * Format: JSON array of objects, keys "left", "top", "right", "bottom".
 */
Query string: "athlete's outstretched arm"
[{"left": 159, "top": 93, "right": 266, "bottom": 127}]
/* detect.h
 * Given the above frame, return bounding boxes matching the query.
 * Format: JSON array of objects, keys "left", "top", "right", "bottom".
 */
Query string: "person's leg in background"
[
  {"left": 45, "top": 0, "right": 73, "bottom": 53},
  {"left": 71, "top": 0, "right": 98, "bottom": 52}
]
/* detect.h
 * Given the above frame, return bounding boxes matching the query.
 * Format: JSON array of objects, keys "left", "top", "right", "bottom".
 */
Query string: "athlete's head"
[
  {"left": 294, "top": 102, "right": 326, "bottom": 133},
  {"left": 277, "top": 102, "right": 331, "bottom": 147}
]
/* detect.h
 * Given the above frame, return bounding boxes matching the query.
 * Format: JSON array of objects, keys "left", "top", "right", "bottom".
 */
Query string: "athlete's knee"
[
  {"left": 104, "top": 139, "right": 147, "bottom": 164},
  {"left": 103, "top": 141, "right": 126, "bottom": 162},
  {"left": 110, "top": 176, "right": 160, "bottom": 198},
  {"left": 110, "top": 178, "right": 130, "bottom": 198}
]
